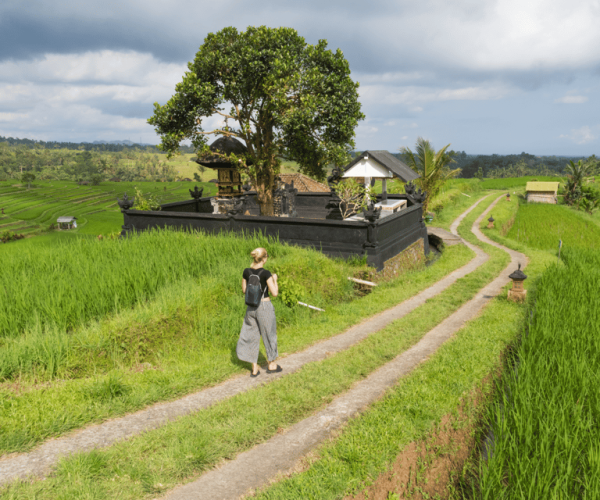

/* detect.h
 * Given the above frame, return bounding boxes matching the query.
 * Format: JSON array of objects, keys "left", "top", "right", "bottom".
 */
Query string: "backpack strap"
[
  {"left": 256, "top": 268, "right": 264, "bottom": 294},
  {"left": 254, "top": 269, "right": 266, "bottom": 307}
]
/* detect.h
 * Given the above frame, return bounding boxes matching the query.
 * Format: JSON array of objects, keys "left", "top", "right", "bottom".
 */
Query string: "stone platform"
[{"left": 427, "top": 226, "right": 463, "bottom": 246}]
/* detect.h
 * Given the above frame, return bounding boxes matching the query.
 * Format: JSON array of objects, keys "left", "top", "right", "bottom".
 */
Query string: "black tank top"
[{"left": 243, "top": 268, "right": 272, "bottom": 298}]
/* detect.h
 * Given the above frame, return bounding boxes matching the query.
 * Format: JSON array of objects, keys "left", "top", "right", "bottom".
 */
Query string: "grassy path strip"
[
  {"left": 0, "top": 199, "right": 489, "bottom": 487},
  {"left": 162, "top": 194, "right": 524, "bottom": 500}
]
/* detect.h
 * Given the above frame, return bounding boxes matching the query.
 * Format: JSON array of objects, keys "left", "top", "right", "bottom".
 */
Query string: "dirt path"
[
  {"left": 159, "top": 194, "right": 527, "bottom": 500},
  {"left": 0, "top": 194, "right": 497, "bottom": 488}
]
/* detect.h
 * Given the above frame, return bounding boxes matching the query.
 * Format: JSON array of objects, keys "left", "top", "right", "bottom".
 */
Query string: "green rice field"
[
  {"left": 2, "top": 175, "right": 600, "bottom": 498},
  {"left": 0, "top": 180, "right": 216, "bottom": 239},
  {"left": 507, "top": 202, "right": 600, "bottom": 251},
  {"left": 475, "top": 248, "right": 600, "bottom": 498},
  {"left": 480, "top": 175, "right": 563, "bottom": 190}
]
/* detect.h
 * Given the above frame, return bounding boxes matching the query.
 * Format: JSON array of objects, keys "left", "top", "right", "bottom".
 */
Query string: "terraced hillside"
[{"left": 0, "top": 180, "right": 216, "bottom": 239}]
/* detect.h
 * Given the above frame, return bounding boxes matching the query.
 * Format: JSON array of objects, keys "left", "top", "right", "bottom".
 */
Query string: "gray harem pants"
[{"left": 236, "top": 301, "right": 278, "bottom": 363}]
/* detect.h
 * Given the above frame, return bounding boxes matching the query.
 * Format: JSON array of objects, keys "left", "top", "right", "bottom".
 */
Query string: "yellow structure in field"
[{"left": 525, "top": 182, "right": 560, "bottom": 204}]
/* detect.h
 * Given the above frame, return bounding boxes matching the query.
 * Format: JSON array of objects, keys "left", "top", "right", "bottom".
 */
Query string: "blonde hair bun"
[{"left": 250, "top": 247, "right": 268, "bottom": 264}]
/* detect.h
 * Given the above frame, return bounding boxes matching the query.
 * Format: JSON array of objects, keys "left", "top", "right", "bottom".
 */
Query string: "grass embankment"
[
  {"left": 0, "top": 229, "right": 370, "bottom": 453},
  {"left": 474, "top": 249, "right": 600, "bottom": 498},
  {"left": 426, "top": 180, "right": 484, "bottom": 231},
  {"left": 0, "top": 242, "right": 474, "bottom": 456},
  {"left": 0, "top": 194, "right": 507, "bottom": 499}
]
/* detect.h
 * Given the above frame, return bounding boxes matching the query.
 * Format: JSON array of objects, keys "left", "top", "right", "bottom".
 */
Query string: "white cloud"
[
  {"left": 0, "top": 50, "right": 189, "bottom": 142},
  {"left": 360, "top": 83, "right": 511, "bottom": 108},
  {"left": 0, "top": 50, "right": 186, "bottom": 89},
  {"left": 559, "top": 126, "right": 596, "bottom": 144},
  {"left": 377, "top": 0, "right": 600, "bottom": 72},
  {"left": 554, "top": 95, "right": 588, "bottom": 104}
]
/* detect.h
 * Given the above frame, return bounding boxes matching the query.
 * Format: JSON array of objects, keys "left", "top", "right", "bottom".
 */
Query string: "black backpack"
[{"left": 245, "top": 269, "right": 264, "bottom": 307}]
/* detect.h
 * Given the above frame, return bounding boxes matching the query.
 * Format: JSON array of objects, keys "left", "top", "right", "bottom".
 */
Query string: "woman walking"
[{"left": 237, "top": 247, "right": 282, "bottom": 377}]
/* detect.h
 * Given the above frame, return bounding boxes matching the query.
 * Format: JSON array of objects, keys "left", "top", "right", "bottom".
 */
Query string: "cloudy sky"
[{"left": 1, "top": 0, "right": 599, "bottom": 155}]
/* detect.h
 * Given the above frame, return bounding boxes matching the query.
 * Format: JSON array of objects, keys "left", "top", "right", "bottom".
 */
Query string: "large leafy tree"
[
  {"left": 400, "top": 137, "right": 461, "bottom": 213},
  {"left": 148, "top": 26, "right": 364, "bottom": 215}
]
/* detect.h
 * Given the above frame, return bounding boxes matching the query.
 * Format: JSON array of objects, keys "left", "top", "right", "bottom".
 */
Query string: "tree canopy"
[
  {"left": 148, "top": 26, "right": 364, "bottom": 215},
  {"left": 400, "top": 137, "right": 461, "bottom": 213}
]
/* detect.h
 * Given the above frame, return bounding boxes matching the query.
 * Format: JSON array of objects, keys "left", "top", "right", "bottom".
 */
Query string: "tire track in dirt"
[
  {"left": 0, "top": 195, "right": 492, "bottom": 488},
  {"left": 159, "top": 194, "right": 527, "bottom": 500}
]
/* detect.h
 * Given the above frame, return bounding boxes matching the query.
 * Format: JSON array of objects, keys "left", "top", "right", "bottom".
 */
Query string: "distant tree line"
[
  {"left": 377, "top": 150, "right": 599, "bottom": 179},
  {"left": 0, "top": 135, "right": 195, "bottom": 154},
  {"left": 443, "top": 151, "right": 598, "bottom": 179},
  {"left": 0, "top": 142, "right": 178, "bottom": 183}
]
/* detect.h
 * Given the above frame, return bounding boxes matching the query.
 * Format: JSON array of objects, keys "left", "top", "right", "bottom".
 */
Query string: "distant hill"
[{"left": 0, "top": 136, "right": 171, "bottom": 153}]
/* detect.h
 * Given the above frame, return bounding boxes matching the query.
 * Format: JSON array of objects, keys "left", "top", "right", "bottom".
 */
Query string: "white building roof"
[{"left": 57, "top": 216, "right": 77, "bottom": 223}]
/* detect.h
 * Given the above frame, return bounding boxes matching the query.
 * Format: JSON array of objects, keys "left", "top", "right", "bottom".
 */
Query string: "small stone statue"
[
  {"left": 227, "top": 196, "right": 247, "bottom": 216},
  {"left": 404, "top": 181, "right": 427, "bottom": 204},
  {"left": 363, "top": 202, "right": 382, "bottom": 222},
  {"left": 117, "top": 193, "right": 135, "bottom": 211},
  {"left": 327, "top": 167, "right": 343, "bottom": 190},
  {"left": 189, "top": 186, "right": 204, "bottom": 200}
]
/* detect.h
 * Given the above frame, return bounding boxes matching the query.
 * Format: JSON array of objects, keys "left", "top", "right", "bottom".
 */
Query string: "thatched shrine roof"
[
  {"left": 525, "top": 182, "right": 559, "bottom": 193},
  {"left": 194, "top": 137, "right": 252, "bottom": 169}
]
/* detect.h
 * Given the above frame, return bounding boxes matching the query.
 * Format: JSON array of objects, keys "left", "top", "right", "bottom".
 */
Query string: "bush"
[
  {"left": 134, "top": 187, "right": 162, "bottom": 211},
  {"left": 0, "top": 231, "right": 25, "bottom": 243},
  {"left": 276, "top": 276, "right": 305, "bottom": 307}
]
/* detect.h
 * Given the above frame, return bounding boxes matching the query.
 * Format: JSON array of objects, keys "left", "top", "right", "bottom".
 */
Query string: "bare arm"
[
  {"left": 267, "top": 274, "right": 278, "bottom": 297},
  {"left": 242, "top": 278, "right": 247, "bottom": 294}
]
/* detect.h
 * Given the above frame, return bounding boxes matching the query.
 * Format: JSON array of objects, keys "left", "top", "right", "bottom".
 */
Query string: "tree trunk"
[
  {"left": 257, "top": 185, "right": 274, "bottom": 216},
  {"left": 255, "top": 164, "right": 276, "bottom": 216}
]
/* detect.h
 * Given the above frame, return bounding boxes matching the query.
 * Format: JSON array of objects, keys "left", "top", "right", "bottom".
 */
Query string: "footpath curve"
[
  {"left": 0, "top": 194, "right": 502, "bottom": 488},
  {"left": 160, "top": 194, "right": 528, "bottom": 500}
]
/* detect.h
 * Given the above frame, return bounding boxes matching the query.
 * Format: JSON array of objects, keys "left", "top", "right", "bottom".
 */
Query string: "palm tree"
[
  {"left": 564, "top": 160, "right": 594, "bottom": 205},
  {"left": 400, "top": 137, "right": 461, "bottom": 213}
]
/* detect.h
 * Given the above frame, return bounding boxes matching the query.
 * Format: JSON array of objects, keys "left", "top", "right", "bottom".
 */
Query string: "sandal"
[
  {"left": 266, "top": 365, "right": 282, "bottom": 374},
  {"left": 250, "top": 370, "right": 260, "bottom": 378}
]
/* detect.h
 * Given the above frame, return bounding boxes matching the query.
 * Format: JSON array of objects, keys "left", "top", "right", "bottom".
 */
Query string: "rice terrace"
[{"left": 1, "top": 25, "right": 600, "bottom": 500}]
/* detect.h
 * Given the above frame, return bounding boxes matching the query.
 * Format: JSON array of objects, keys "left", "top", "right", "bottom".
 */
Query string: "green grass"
[
  {"left": 0, "top": 243, "right": 474, "bottom": 455},
  {"left": 474, "top": 249, "right": 600, "bottom": 499},
  {"left": 507, "top": 201, "right": 600, "bottom": 251},
  {"left": 77, "top": 211, "right": 124, "bottom": 235},
  {"left": 0, "top": 227, "right": 360, "bottom": 344},
  {"left": 165, "top": 154, "right": 301, "bottom": 182},
  {"left": 0, "top": 207, "right": 515, "bottom": 497},
  {"left": 252, "top": 300, "right": 526, "bottom": 500},
  {"left": 480, "top": 175, "right": 563, "bottom": 190},
  {"left": 479, "top": 193, "right": 520, "bottom": 237},
  {"left": 0, "top": 180, "right": 217, "bottom": 241},
  {"left": 426, "top": 185, "right": 486, "bottom": 231}
]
